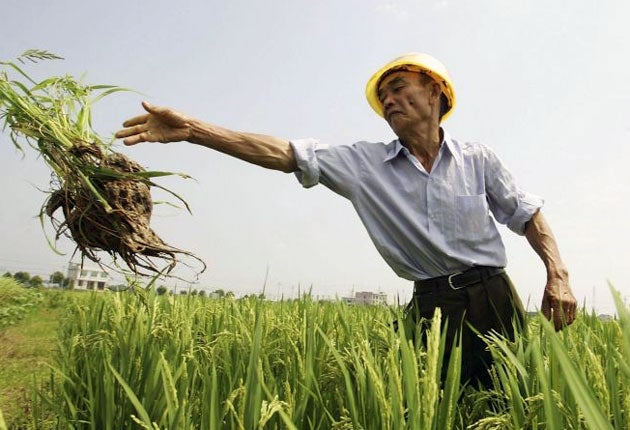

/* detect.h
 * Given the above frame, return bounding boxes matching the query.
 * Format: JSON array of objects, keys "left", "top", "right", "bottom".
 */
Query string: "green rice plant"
[
  {"left": 0, "top": 277, "right": 43, "bottom": 329},
  {"left": 34, "top": 289, "right": 467, "bottom": 429},
  {"left": 0, "top": 50, "right": 202, "bottom": 275},
  {"left": 476, "top": 286, "right": 629, "bottom": 430},
  {"left": 28, "top": 286, "right": 629, "bottom": 429}
]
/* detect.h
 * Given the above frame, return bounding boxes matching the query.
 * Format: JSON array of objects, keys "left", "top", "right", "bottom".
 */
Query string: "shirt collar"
[
  {"left": 441, "top": 129, "right": 463, "bottom": 166},
  {"left": 384, "top": 128, "right": 462, "bottom": 165},
  {"left": 383, "top": 139, "right": 406, "bottom": 162}
]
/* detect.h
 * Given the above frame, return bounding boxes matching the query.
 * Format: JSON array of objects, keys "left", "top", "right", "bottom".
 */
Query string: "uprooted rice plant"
[{"left": 0, "top": 50, "right": 204, "bottom": 275}]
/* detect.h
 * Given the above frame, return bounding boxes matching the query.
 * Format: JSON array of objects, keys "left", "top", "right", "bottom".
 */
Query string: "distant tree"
[
  {"left": 156, "top": 285, "right": 168, "bottom": 296},
  {"left": 50, "top": 271, "right": 65, "bottom": 286},
  {"left": 13, "top": 271, "right": 30, "bottom": 284},
  {"left": 2, "top": 272, "right": 12, "bottom": 278},
  {"left": 213, "top": 289, "right": 226, "bottom": 298},
  {"left": 190, "top": 289, "right": 198, "bottom": 296},
  {"left": 28, "top": 275, "right": 43, "bottom": 288},
  {"left": 198, "top": 290, "right": 206, "bottom": 297},
  {"left": 225, "top": 291, "right": 235, "bottom": 298},
  {"left": 179, "top": 290, "right": 188, "bottom": 295}
]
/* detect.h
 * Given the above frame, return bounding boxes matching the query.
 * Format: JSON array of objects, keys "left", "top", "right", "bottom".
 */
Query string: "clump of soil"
[{"left": 45, "top": 145, "right": 203, "bottom": 275}]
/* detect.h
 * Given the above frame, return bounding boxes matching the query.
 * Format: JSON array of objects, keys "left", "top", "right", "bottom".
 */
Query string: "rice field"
[{"left": 1, "top": 282, "right": 629, "bottom": 429}]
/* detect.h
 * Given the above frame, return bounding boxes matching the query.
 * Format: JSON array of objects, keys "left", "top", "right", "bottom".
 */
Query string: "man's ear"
[{"left": 430, "top": 82, "right": 442, "bottom": 104}]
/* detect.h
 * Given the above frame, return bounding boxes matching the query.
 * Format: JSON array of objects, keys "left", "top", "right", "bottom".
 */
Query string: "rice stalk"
[{"left": 0, "top": 407, "right": 7, "bottom": 430}]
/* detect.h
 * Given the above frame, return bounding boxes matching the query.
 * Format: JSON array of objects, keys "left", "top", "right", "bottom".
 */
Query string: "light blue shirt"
[{"left": 290, "top": 129, "right": 543, "bottom": 281}]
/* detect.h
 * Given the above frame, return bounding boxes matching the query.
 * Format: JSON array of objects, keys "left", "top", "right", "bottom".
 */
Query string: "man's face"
[{"left": 377, "top": 70, "right": 437, "bottom": 135}]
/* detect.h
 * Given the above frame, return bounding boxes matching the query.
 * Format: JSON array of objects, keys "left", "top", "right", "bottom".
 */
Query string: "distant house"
[
  {"left": 343, "top": 291, "right": 388, "bottom": 306},
  {"left": 66, "top": 262, "right": 109, "bottom": 291}
]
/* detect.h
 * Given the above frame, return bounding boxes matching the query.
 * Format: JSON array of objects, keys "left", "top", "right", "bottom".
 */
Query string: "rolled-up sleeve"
[
  {"left": 290, "top": 138, "right": 361, "bottom": 199},
  {"left": 505, "top": 191, "right": 544, "bottom": 234},
  {"left": 290, "top": 138, "right": 324, "bottom": 188},
  {"left": 483, "top": 145, "right": 544, "bottom": 235}
]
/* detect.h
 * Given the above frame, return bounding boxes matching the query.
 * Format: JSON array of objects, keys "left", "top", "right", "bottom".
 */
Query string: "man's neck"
[{"left": 399, "top": 124, "right": 443, "bottom": 172}]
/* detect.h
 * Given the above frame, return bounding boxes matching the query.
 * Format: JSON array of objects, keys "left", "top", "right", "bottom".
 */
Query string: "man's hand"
[
  {"left": 524, "top": 210, "right": 577, "bottom": 331},
  {"left": 541, "top": 277, "right": 577, "bottom": 331},
  {"left": 115, "top": 101, "right": 192, "bottom": 145}
]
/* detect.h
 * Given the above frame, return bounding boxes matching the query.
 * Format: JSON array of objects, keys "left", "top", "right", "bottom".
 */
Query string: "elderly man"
[{"left": 116, "top": 53, "right": 577, "bottom": 386}]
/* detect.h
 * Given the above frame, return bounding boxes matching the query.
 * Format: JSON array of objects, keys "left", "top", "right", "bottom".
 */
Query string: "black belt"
[{"left": 414, "top": 266, "right": 505, "bottom": 293}]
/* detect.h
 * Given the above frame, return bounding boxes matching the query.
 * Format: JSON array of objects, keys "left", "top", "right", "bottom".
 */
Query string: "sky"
[{"left": 1, "top": 0, "right": 628, "bottom": 314}]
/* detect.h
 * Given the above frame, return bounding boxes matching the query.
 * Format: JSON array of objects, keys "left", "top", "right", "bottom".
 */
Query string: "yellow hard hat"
[{"left": 365, "top": 52, "right": 456, "bottom": 122}]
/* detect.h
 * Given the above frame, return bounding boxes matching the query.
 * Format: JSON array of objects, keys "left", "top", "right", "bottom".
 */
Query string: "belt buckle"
[{"left": 448, "top": 272, "right": 465, "bottom": 290}]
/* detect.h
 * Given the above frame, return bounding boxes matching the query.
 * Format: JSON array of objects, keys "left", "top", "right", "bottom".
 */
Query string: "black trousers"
[{"left": 402, "top": 271, "right": 526, "bottom": 387}]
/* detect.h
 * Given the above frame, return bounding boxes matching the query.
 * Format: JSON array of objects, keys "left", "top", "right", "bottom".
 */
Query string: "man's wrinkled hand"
[
  {"left": 541, "top": 279, "right": 577, "bottom": 330},
  {"left": 115, "top": 101, "right": 192, "bottom": 145}
]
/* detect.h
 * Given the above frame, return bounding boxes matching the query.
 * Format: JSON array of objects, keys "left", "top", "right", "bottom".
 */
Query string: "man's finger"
[
  {"left": 115, "top": 124, "right": 147, "bottom": 139},
  {"left": 122, "top": 113, "right": 149, "bottom": 128},
  {"left": 561, "top": 291, "right": 576, "bottom": 324},
  {"left": 114, "top": 128, "right": 133, "bottom": 139},
  {"left": 564, "top": 300, "right": 576, "bottom": 325},
  {"left": 142, "top": 100, "right": 156, "bottom": 112},
  {"left": 541, "top": 296, "right": 551, "bottom": 320},
  {"left": 122, "top": 132, "right": 151, "bottom": 146},
  {"left": 553, "top": 308, "right": 564, "bottom": 330},
  {"left": 122, "top": 136, "right": 141, "bottom": 146}
]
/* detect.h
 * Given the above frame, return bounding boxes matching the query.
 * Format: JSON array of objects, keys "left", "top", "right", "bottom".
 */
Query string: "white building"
[
  {"left": 66, "top": 262, "right": 109, "bottom": 291},
  {"left": 343, "top": 291, "right": 388, "bottom": 306}
]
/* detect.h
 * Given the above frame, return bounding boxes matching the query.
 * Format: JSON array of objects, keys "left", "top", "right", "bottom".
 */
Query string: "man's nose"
[{"left": 381, "top": 93, "right": 395, "bottom": 110}]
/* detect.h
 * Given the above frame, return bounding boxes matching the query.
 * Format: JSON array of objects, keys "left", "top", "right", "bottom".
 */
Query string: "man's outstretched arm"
[
  {"left": 115, "top": 101, "right": 298, "bottom": 173},
  {"left": 524, "top": 210, "right": 577, "bottom": 330}
]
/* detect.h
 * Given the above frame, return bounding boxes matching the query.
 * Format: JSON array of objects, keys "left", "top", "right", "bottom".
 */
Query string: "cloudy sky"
[{"left": 1, "top": 0, "right": 628, "bottom": 313}]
